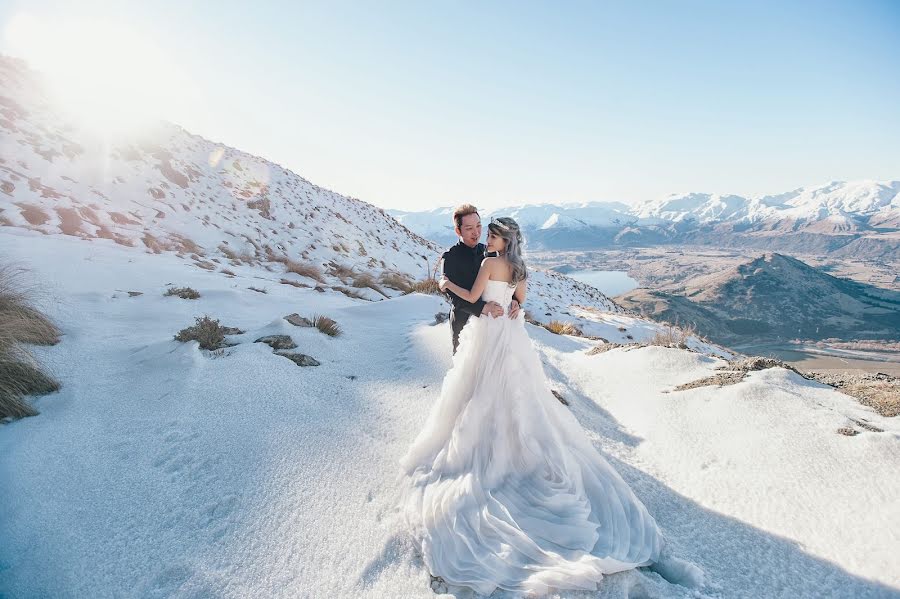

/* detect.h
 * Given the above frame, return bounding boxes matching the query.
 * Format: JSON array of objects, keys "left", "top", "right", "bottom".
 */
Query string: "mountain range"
[{"left": 390, "top": 181, "right": 900, "bottom": 260}]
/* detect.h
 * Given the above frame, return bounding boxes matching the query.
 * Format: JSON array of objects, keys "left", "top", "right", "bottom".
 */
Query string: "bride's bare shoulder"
[{"left": 480, "top": 256, "right": 500, "bottom": 269}]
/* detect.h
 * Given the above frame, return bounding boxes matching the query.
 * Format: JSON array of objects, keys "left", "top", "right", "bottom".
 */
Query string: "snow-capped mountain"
[
  {"left": 391, "top": 201, "right": 637, "bottom": 249},
  {"left": 391, "top": 181, "right": 900, "bottom": 257},
  {"left": 0, "top": 55, "right": 625, "bottom": 324},
  {"left": 635, "top": 181, "right": 900, "bottom": 233}
]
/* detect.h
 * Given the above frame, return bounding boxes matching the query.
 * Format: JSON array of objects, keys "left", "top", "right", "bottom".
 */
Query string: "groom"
[{"left": 442, "top": 204, "right": 520, "bottom": 354}]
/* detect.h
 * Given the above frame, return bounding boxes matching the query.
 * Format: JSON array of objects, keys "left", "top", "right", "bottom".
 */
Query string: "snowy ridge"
[{"left": 0, "top": 55, "right": 626, "bottom": 326}]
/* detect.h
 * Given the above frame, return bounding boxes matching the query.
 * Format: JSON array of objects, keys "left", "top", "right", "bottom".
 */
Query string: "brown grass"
[
  {"left": 0, "top": 265, "right": 61, "bottom": 420},
  {"left": 378, "top": 271, "right": 413, "bottom": 292},
  {"left": 164, "top": 286, "right": 200, "bottom": 300},
  {"left": 351, "top": 272, "right": 387, "bottom": 297},
  {"left": 326, "top": 262, "right": 355, "bottom": 281},
  {"left": 407, "top": 278, "right": 442, "bottom": 296},
  {"left": 311, "top": 314, "right": 342, "bottom": 337},
  {"left": 279, "top": 278, "right": 310, "bottom": 289},
  {"left": 284, "top": 260, "right": 324, "bottom": 282},
  {"left": 648, "top": 322, "right": 695, "bottom": 349},
  {"left": 335, "top": 286, "right": 369, "bottom": 300},
  {"left": 174, "top": 315, "right": 227, "bottom": 350},
  {"left": 545, "top": 320, "right": 583, "bottom": 336}
]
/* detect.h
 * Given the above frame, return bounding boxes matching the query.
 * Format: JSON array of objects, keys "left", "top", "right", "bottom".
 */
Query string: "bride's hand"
[{"left": 438, "top": 276, "right": 449, "bottom": 292}]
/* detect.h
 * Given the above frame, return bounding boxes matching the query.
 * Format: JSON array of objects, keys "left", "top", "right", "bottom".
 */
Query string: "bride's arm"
[
  {"left": 440, "top": 259, "right": 494, "bottom": 303},
  {"left": 514, "top": 277, "right": 527, "bottom": 306}
]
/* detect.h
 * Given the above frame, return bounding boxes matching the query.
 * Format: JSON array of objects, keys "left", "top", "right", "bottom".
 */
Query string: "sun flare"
[{"left": 4, "top": 13, "right": 195, "bottom": 135}]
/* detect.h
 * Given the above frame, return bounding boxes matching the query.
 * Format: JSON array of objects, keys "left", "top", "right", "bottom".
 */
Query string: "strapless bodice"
[{"left": 481, "top": 279, "right": 516, "bottom": 307}]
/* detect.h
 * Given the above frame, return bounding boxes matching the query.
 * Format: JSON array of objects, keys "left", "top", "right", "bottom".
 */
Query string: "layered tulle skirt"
[{"left": 398, "top": 313, "right": 663, "bottom": 595}]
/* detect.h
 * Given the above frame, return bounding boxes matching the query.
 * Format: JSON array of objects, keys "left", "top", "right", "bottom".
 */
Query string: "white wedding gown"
[{"left": 399, "top": 280, "right": 663, "bottom": 596}]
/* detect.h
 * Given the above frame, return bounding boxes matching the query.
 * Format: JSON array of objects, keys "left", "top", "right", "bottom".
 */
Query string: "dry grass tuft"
[
  {"left": 311, "top": 314, "right": 342, "bottom": 337},
  {"left": 545, "top": 320, "right": 583, "bottom": 336},
  {"left": 174, "top": 315, "right": 227, "bottom": 350},
  {"left": 164, "top": 286, "right": 200, "bottom": 300},
  {"left": 0, "top": 265, "right": 61, "bottom": 420},
  {"left": 351, "top": 272, "right": 387, "bottom": 297},
  {"left": 335, "top": 286, "right": 370, "bottom": 300},
  {"left": 279, "top": 278, "right": 310, "bottom": 289},
  {"left": 379, "top": 271, "right": 413, "bottom": 292},
  {"left": 407, "top": 278, "right": 442, "bottom": 296},
  {"left": 648, "top": 321, "right": 696, "bottom": 349},
  {"left": 326, "top": 262, "right": 355, "bottom": 281},
  {"left": 284, "top": 260, "right": 324, "bottom": 282}
]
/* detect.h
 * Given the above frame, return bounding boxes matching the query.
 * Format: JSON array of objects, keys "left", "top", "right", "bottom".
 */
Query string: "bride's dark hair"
[{"left": 488, "top": 216, "right": 527, "bottom": 285}]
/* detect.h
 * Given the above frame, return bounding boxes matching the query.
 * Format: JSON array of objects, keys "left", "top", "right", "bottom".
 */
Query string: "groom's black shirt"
[{"left": 442, "top": 240, "right": 486, "bottom": 352}]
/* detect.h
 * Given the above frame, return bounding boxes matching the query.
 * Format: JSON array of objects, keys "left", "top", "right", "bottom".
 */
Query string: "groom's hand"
[
  {"left": 482, "top": 301, "right": 503, "bottom": 318},
  {"left": 508, "top": 300, "right": 520, "bottom": 320}
]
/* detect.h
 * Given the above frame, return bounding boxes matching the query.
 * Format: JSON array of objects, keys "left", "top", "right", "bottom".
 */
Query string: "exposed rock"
[
  {"left": 222, "top": 326, "right": 244, "bottom": 335},
  {"left": 433, "top": 312, "right": 449, "bottom": 324},
  {"left": 725, "top": 356, "right": 802, "bottom": 375},
  {"left": 254, "top": 335, "right": 297, "bottom": 350},
  {"left": 550, "top": 389, "right": 569, "bottom": 405},
  {"left": 284, "top": 313, "right": 313, "bottom": 327},
  {"left": 275, "top": 351, "right": 320, "bottom": 367}
]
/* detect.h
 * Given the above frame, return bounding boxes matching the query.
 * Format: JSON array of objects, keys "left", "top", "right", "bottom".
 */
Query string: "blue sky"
[{"left": 2, "top": 0, "right": 899, "bottom": 211}]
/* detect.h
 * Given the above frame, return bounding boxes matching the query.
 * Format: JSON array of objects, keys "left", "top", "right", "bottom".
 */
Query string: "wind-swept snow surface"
[{"left": 1, "top": 230, "right": 898, "bottom": 598}]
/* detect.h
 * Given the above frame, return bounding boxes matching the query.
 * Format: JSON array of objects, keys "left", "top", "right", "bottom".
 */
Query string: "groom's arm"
[{"left": 442, "top": 251, "right": 486, "bottom": 317}]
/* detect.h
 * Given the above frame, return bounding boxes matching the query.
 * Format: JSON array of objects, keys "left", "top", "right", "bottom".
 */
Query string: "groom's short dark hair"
[{"left": 453, "top": 204, "right": 479, "bottom": 229}]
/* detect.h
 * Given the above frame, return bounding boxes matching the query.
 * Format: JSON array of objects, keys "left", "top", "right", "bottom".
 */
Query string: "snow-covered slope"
[
  {"left": 0, "top": 55, "right": 625, "bottom": 327},
  {"left": 2, "top": 229, "right": 898, "bottom": 599},
  {"left": 0, "top": 56, "right": 438, "bottom": 282}
]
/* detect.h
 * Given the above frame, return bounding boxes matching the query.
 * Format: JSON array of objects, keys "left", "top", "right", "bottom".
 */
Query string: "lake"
[{"left": 566, "top": 269, "right": 639, "bottom": 296}]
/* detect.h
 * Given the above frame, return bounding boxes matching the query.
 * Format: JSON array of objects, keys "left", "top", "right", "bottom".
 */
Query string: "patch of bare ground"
[
  {"left": 674, "top": 356, "right": 802, "bottom": 391},
  {"left": 15, "top": 203, "right": 49, "bottom": 226},
  {"left": 586, "top": 342, "right": 643, "bottom": 355},
  {"left": 804, "top": 371, "right": 899, "bottom": 418},
  {"left": 672, "top": 355, "right": 899, "bottom": 418}
]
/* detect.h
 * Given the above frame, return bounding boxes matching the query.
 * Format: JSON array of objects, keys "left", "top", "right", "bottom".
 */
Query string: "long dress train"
[{"left": 399, "top": 280, "right": 663, "bottom": 596}]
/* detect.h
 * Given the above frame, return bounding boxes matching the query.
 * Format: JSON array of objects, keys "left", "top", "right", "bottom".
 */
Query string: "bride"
[{"left": 398, "top": 216, "right": 663, "bottom": 596}]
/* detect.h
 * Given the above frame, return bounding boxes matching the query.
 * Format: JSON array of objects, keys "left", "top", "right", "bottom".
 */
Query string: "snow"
[
  {"left": 2, "top": 229, "right": 898, "bottom": 598},
  {"left": 391, "top": 181, "right": 900, "bottom": 236},
  {"left": 0, "top": 54, "right": 637, "bottom": 339}
]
